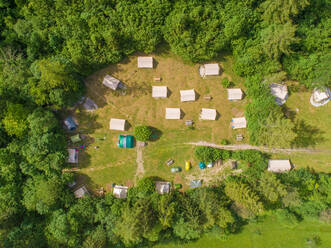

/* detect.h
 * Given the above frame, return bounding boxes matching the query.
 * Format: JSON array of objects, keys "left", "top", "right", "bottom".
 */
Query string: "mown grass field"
[
  {"left": 72, "top": 51, "right": 330, "bottom": 191},
  {"left": 75, "top": 51, "right": 247, "bottom": 190},
  {"left": 154, "top": 215, "right": 331, "bottom": 248}
]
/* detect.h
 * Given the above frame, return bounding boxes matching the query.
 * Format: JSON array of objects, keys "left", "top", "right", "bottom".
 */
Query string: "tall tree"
[
  {"left": 260, "top": 0, "right": 309, "bottom": 24},
  {"left": 261, "top": 22, "right": 299, "bottom": 60},
  {"left": 225, "top": 180, "right": 264, "bottom": 217},
  {"left": 257, "top": 112, "right": 297, "bottom": 148}
]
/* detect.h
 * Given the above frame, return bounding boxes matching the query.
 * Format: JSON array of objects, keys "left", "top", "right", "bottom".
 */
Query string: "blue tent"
[
  {"left": 64, "top": 116, "right": 77, "bottom": 131},
  {"left": 199, "top": 161, "right": 206, "bottom": 169},
  {"left": 118, "top": 135, "right": 134, "bottom": 148}
]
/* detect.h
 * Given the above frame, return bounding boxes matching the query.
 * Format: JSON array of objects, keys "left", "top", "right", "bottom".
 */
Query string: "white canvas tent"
[
  {"left": 227, "top": 89, "right": 243, "bottom": 101},
  {"left": 155, "top": 181, "right": 171, "bottom": 194},
  {"left": 102, "top": 75, "right": 122, "bottom": 90},
  {"left": 113, "top": 185, "right": 128, "bottom": 199},
  {"left": 200, "top": 108, "right": 217, "bottom": 120},
  {"left": 165, "top": 108, "right": 181, "bottom": 119},
  {"left": 310, "top": 87, "right": 330, "bottom": 107},
  {"left": 199, "top": 64, "right": 220, "bottom": 77},
  {"left": 74, "top": 186, "right": 89, "bottom": 198},
  {"left": 180, "top": 89, "right": 196, "bottom": 102},
  {"left": 270, "top": 83, "right": 288, "bottom": 105},
  {"left": 268, "top": 160, "right": 291, "bottom": 173},
  {"left": 109, "top": 118, "right": 126, "bottom": 131},
  {"left": 68, "top": 149, "right": 78, "bottom": 163},
  {"left": 232, "top": 117, "right": 247, "bottom": 129},
  {"left": 138, "top": 56, "right": 153, "bottom": 68},
  {"left": 152, "top": 86, "right": 168, "bottom": 98}
]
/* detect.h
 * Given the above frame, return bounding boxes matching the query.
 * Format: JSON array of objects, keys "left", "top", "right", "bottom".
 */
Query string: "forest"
[{"left": 0, "top": 0, "right": 330, "bottom": 247}]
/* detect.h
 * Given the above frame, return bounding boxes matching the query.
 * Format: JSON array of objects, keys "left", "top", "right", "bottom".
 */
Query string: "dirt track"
[{"left": 186, "top": 141, "right": 331, "bottom": 154}]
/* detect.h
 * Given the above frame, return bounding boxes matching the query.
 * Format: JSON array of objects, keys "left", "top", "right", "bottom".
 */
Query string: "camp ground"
[{"left": 71, "top": 53, "right": 330, "bottom": 194}]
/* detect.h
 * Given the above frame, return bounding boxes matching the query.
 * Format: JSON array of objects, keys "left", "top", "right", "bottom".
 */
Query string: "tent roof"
[
  {"left": 313, "top": 88, "right": 330, "bottom": 102},
  {"left": 64, "top": 116, "right": 77, "bottom": 131},
  {"left": 232, "top": 117, "right": 247, "bottom": 129},
  {"left": 110, "top": 118, "right": 126, "bottom": 131},
  {"left": 268, "top": 160, "right": 291, "bottom": 173},
  {"left": 103, "top": 75, "right": 121, "bottom": 90},
  {"left": 155, "top": 181, "right": 171, "bottom": 194},
  {"left": 70, "top": 134, "right": 81, "bottom": 143},
  {"left": 199, "top": 64, "right": 219, "bottom": 77},
  {"left": 74, "top": 186, "right": 88, "bottom": 198},
  {"left": 190, "top": 179, "right": 202, "bottom": 188},
  {"left": 138, "top": 56, "right": 153, "bottom": 68},
  {"left": 200, "top": 108, "right": 217, "bottom": 120},
  {"left": 68, "top": 149, "right": 78, "bottom": 163},
  {"left": 165, "top": 108, "right": 181, "bottom": 119},
  {"left": 83, "top": 97, "right": 98, "bottom": 111},
  {"left": 180, "top": 89, "right": 196, "bottom": 102},
  {"left": 152, "top": 86, "right": 168, "bottom": 98},
  {"left": 227, "top": 88, "right": 243, "bottom": 100},
  {"left": 270, "top": 83, "right": 288, "bottom": 100},
  {"left": 113, "top": 185, "right": 128, "bottom": 198}
]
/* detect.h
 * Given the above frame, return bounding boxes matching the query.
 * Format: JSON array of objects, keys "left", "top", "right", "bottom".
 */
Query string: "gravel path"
[
  {"left": 135, "top": 145, "right": 145, "bottom": 183},
  {"left": 186, "top": 141, "right": 331, "bottom": 154}
]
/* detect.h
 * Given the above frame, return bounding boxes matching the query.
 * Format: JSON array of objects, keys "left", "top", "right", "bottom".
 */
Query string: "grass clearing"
[
  {"left": 154, "top": 216, "right": 331, "bottom": 248},
  {"left": 74, "top": 51, "right": 247, "bottom": 190},
  {"left": 72, "top": 52, "right": 330, "bottom": 191}
]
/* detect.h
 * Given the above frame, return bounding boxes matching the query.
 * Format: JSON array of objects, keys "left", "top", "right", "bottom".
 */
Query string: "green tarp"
[
  {"left": 71, "top": 134, "right": 81, "bottom": 143},
  {"left": 118, "top": 135, "right": 134, "bottom": 148}
]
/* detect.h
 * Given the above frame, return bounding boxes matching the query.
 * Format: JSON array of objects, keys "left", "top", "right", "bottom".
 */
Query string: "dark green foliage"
[
  {"left": 220, "top": 139, "right": 230, "bottom": 145},
  {"left": 0, "top": 0, "right": 330, "bottom": 246},
  {"left": 134, "top": 125, "right": 152, "bottom": 142},
  {"left": 194, "top": 146, "right": 221, "bottom": 163}
]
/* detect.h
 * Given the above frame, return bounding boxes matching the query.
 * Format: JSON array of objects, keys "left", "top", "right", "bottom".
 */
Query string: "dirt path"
[
  {"left": 134, "top": 145, "right": 145, "bottom": 184},
  {"left": 186, "top": 141, "right": 331, "bottom": 154}
]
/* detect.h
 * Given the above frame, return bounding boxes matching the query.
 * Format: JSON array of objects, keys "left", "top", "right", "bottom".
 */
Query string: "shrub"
[
  {"left": 134, "top": 125, "right": 152, "bottom": 141},
  {"left": 221, "top": 139, "right": 230, "bottom": 145},
  {"left": 194, "top": 146, "right": 221, "bottom": 163},
  {"left": 221, "top": 78, "right": 232, "bottom": 88}
]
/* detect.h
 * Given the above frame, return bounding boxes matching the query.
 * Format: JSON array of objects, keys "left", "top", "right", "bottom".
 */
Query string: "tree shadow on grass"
[
  {"left": 291, "top": 120, "right": 326, "bottom": 148},
  {"left": 149, "top": 126, "right": 163, "bottom": 142}
]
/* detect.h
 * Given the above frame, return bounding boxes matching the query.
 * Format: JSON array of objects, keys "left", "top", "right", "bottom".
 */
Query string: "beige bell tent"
[
  {"left": 138, "top": 56, "right": 153, "bottom": 68},
  {"left": 109, "top": 118, "right": 126, "bottom": 131},
  {"left": 231, "top": 117, "right": 247, "bottom": 129},
  {"left": 180, "top": 89, "right": 196, "bottom": 102},
  {"left": 200, "top": 108, "right": 217, "bottom": 120},
  {"left": 74, "top": 186, "right": 89, "bottom": 198},
  {"left": 68, "top": 149, "right": 78, "bottom": 163},
  {"left": 152, "top": 86, "right": 168, "bottom": 98},
  {"left": 310, "top": 87, "right": 330, "bottom": 107},
  {"left": 268, "top": 160, "right": 291, "bottom": 173},
  {"left": 165, "top": 108, "right": 181, "bottom": 119},
  {"left": 103, "top": 75, "right": 122, "bottom": 90},
  {"left": 155, "top": 181, "right": 171, "bottom": 194},
  {"left": 113, "top": 185, "right": 128, "bottom": 199},
  {"left": 227, "top": 88, "right": 243, "bottom": 101},
  {"left": 270, "top": 83, "right": 288, "bottom": 105},
  {"left": 199, "top": 64, "right": 220, "bottom": 77}
]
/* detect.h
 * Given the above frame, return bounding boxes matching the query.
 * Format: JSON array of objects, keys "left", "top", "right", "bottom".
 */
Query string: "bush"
[
  {"left": 221, "top": 139, "right": 230, "bottom": 145},
  {"left": 134, "top": 125, "right": 152, "bottom": 141},
  {"left": 221, "top": 78, "right": 232, "bottom": 88},
  {"left": 194, "top": 146, "right": 221, "bottom": 163}
]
